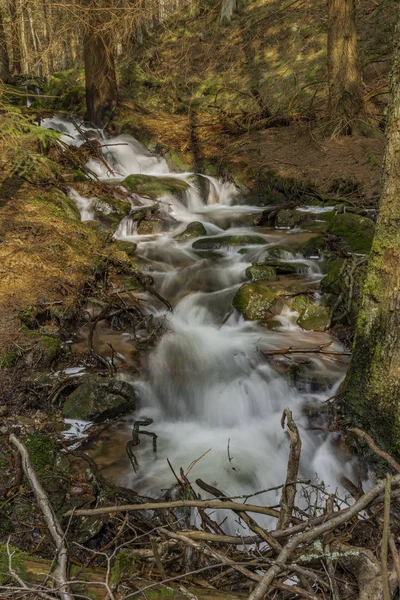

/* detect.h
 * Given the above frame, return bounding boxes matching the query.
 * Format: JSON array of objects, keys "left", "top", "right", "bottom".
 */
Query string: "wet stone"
[
  {"left": 233, "top": 283, "right": 286, "bottom": 321},
  {"left": 63, "top": 376, "right": 138, "bottom": 422},
  {"left": 193, "top": 234, "right": 267, "bottom": 250},
  {"left": 246, "top": 263, "right": 278, "bottom": 282},
  {"left": 174, "top": 221, "right": 207, "bottom": 240},
  {"left": 297, "top": 305, "right": 330, "bottom": 331}
]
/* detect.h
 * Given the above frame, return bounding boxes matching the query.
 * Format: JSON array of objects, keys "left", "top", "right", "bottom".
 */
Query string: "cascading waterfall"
[{"left": 44, "top": 116, "right": 364, "bottom": 532}]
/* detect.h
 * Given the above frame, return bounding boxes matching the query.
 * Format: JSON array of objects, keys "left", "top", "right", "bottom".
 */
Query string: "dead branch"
[
  {"left": 9, "top": 434, "right": 73, "bottom": 600},
  {"left": 246, "top": 473, "right": 400, "bottom": 600},
  {"left": 278, "top": 408, "right": 302, "bottom": 531},
  {"left": 64, "top": 498, "right": 288, "bottom": 520},
  {"left": 348, "top": 428, "right": 400, "bottom": 473},
  {"left": 195, "top": 478, "right": 282, "bottom": 553},
  {"left": 263, "top": 342, "right": 351, "bottom": 357}
]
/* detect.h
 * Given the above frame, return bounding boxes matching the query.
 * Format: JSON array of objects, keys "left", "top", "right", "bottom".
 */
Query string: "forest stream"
[{"left": 43, "top": 115, "right": 365, "bottom": 535}]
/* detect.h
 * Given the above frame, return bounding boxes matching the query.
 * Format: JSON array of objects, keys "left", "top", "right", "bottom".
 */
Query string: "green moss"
[
  {"left": 94, "top": 196, "right": 131, "bottom": 227},
  {"left": 111, "top": 549, "right": 141, "bottom": 586},
  {"left": 193, "top": 234, "right": 266, "bottom": 250},
  {"left": 24, "top": 432, "right": 58, "bottom": 476},
  {"left": 301, "top": 235, "right": 327, "bottom": 258},
  {"left": 320, "top": 259, "right": 344, "bottom": 294},
  {"left": 113, "top": 240, "right": 137, "bottom": 256},
  {"left": 41, "top": 336, "right": 62, "bottom": 363},
  {"left": 297, "top": 305, "right": 330, "bottom": 331},
  {"left": 122, "top": 174, "right": 189, "bottom": 200},
  {"left": 0, "top": 543, "right": 27, "bottom": 585},
  {"left": 174, "top": 221, "right": 207, "bottom": 240},
  {"left": 74, "top": 169, "right": 88, "bottom": 181},
  {"left": 63, "top": 376, "right": 137, "bottom": 422},
  {"left": 233, "top": 283, "right": 285, "bottom": 321},
  {"left": 246, "top": 263, "right": 278, "bottom": 282},
  {"left": 321, "top": 213, "right": 374, "bottom": 254},
  {"left": 275, "top": 209, "right": 302, "bottom": 229},
  {"left": 0, "top": 350, "right": 18, "bottom": 368}
]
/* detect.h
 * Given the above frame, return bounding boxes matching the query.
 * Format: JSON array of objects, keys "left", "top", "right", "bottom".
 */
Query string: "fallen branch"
[
  {"left": 263, "top": 342, "right": 351, "bottom": 357},
  {"left": 64, "top": 498, "right": 290, "bottom": 520},
  {"left": 9, "top": 434, "right": 73, "bottom": 600}
]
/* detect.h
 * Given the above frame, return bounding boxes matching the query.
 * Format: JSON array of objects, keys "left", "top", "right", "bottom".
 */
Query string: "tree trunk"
[
  {"left": 344, "top": 5, "right": 400, "bottom": 454},
  {"left": 327, "top": 0, "right": 365, "bottom": 134},
  {"left": 9, "top": 0, "right": 23, "bottom": 74},
  {"left": 220, "top": 0, "right": 237, "bottom": 24},
  {"left": 83, "top": 25, "right": 118, "bottom": 126},
  {"left": 0, "top": 8, "right": 11, "bottom": 82}
]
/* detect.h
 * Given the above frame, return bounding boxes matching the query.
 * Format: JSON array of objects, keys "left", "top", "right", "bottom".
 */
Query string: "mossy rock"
[
  {"left": 264, "top": 246, "right": 293, "bottom": 260},
  {"left": 113, "top": 240, "right": 137, "bottom": 256},
  {"left": 193, "top": 234, "right": 266, "bottom": 250},
  {"left": 174, "top": 221, "right": 207, "bottom": 240},
  {"left": 246, "top": 263, "right": 278, "bottom": 282},
  {"left": 297, "top": 305, "right": 330, "bottom": 331},
  {"left": 292, "top": 294, "right": 314, "bottom": 313},
  {"left": 320, "top": 259, "right": 345, "bottom": 295},
  {"left": 301, "top": 235, "right": 328, "bottom": 258},
  {"left": 233, "top": 283, "right": 285, "bottom": 321},
  {"left": 299, "top": 220, "right": 329, "bottom": 233},
  {"left": 63, "top": 376, "right": 138, "bottom": 422},
  {"left": 122, "top": 174, "right": 189, "bottom": 200},
  {"left": 321, "top": 212, "right": 374, "bottom": 254},
  {"left": 165, "top": 149, "right": 193, "bottom": 172},
  {"left": 93, "top": 196, "right": 131, "bottom": 227},
  {"left": 263, "top": 259, "right": 309, "bottom": 275},
  {"left": 275, "top": 209, "right": 302, "bottom": 229},
  {"left": 137, "top": 218, "right": 165, "bottom": 235},
  {"left": 41, "top": 336, "right": 62, "bottom": 365}
]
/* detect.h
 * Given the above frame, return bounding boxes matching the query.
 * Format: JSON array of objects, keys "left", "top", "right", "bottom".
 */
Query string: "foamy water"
[{"left": 44, "top": 116, "right": 363, "bottom": 532}]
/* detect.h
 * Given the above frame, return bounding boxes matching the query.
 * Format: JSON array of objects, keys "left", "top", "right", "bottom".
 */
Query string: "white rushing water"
[{"left": 44, "top": 116, "right": 364, "bottom": 532}]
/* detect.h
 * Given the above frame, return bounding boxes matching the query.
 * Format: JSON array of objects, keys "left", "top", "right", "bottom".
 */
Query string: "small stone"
[
  {"left": 275, "top": 209, "right": 302, "bottom": 229},
  {"left": 174, "top": 221, "right": 207, "bottom": 240}
]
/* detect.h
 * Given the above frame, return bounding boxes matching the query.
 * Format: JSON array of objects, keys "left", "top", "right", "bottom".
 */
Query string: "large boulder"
[
  {"left": 63, "top": 376, "right": 137, "bottom": 422},
  {"left": 300, "top": 235, "right": 329, "bottom": 258},
  {"left": 122, "top": 174, "right": 189, "bottom": 201},
  {"left": 174, "top": 221, "right": 207, "bottom": 240},
  {"left": 246, "top": 263, "right": 278, "bottom": 282},
  {"left": 193, "top": 234, "right": 266, "bottom": 250},
  {"left": 233, "top": 283, "right": 285, "bottom": 321}
]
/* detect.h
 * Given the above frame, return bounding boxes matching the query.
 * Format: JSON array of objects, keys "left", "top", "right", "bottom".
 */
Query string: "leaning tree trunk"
[
  {"left": 83, "top": 1, "right": 118, "bottom": 126},
  {"left": 327, "top": 0, "right": 365, "bottom": 134},
  {"left": 344, "top": 5, "right": 400, "bottom": 454},
  {"left": 0, "top": 8, "right": 11, "bottom": 82}
]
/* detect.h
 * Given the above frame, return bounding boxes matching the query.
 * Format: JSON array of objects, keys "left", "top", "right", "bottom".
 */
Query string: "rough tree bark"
[
  {"left": 327, "top": 0, "right": 365, "bottom": 134},
  {"left": 344, "top": 5, "right": 400, "bottom": 455},
  {"left": 82, "top": 0, "right": 118, "bottom": 126},
  {"left": 0, "top": 8, "right": 11, "bottom": 82},
  {"left": 9, "top": 0, "right": 23, "bottom": 74}
]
